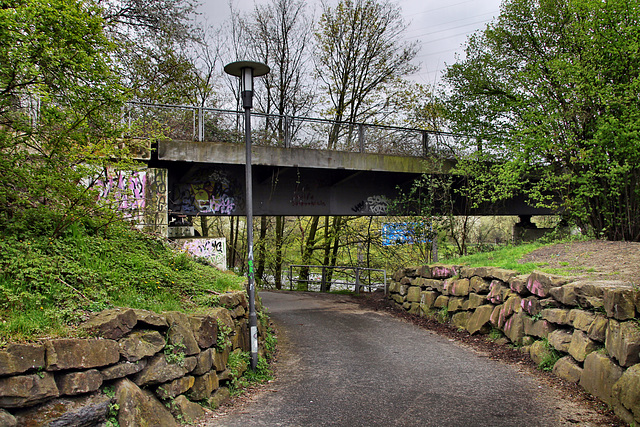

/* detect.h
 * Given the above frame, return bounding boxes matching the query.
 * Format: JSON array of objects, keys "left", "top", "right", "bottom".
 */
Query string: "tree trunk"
[
  {"left": 298, "top": 216, "right": 320, "bottom": 290},
  {"left": 256, "top": 216, "right": 268, "bottom": 287},
  {"left": 274, "top": 216, "right": 284, "bottom": 289}
]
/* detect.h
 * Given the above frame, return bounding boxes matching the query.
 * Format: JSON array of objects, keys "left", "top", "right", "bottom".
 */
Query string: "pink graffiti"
[
  {"left": 526, "top": 278, "right": 544, "bottom": 297},
  {"left": 196, "top": 194, "right": 235, "bottom": 215},
  {"left": 432, "top": 266, "right": 456, "bottom": 279},
  {"left": 97, "top": 171, "right": 147, "bottom": 213}
]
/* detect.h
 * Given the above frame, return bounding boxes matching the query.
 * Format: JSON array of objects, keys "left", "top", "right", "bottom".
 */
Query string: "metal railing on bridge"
[
  {"left": 287, "top": 264, "right": 387, "bottom": 294},
  {"left": 124, "top": 101, "right": 473, "bottom": 158}
]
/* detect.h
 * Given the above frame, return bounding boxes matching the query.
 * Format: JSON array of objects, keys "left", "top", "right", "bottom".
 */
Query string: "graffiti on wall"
[
  {"left": 95, "top": 169, "right": 168, "bottom": 234},
  {"left": 96, "top": 170, "right": 147, "bottom": 223},
  {"left": 290, "top": 190, "right": 326, "bottom": 207},
  {"left": 351, "top": 195, "right": 389, "bottom": 214},
  {"left": 171, "top": 169, "right": 239, "bottom": 215},
  {"left": 181, "top": 238, "right": 226, "bottom": 270}
]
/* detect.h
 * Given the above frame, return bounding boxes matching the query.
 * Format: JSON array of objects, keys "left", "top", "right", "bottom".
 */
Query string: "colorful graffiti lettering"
[
  {"left": 171, "top": 168, "right": 238, "bottom": 215},
  {"left": 181, "top": 238, "right": 226, "bottom": 270}
]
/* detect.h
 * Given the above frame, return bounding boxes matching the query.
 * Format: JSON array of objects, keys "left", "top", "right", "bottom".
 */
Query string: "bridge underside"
[{"left": 150, "top": 140, "right": 552, "bottom": 217}]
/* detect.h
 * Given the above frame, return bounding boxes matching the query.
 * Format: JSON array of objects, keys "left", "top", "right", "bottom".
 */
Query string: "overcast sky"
[{"left": 198, "top": 0, "right": 504, "bottom": 86}]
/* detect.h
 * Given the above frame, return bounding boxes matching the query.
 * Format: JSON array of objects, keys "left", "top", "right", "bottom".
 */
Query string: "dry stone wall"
[
  {"left": 389, "top": 264, "right": 640, "bottom": 425},
  {"left": 0, "top": 291, "right": 269, "bottom": 426}
]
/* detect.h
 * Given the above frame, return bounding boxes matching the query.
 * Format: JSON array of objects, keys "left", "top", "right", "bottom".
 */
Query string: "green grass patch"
[
  {"left": 439, "top": 242, "right": 550, "bottom": 273},
  {"left": 0, "top": 222, "right": 245, "bottom": 342}
]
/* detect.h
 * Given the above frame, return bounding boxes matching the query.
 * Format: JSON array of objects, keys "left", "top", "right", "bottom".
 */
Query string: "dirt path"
[{"left": 519, "top": 240, "right": 640, "bottom": 285}]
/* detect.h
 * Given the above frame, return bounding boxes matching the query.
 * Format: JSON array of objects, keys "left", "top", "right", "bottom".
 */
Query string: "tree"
[
  {"left": 444, "top": 0, "right": 640, "bottom": 241},
  {"left": 314, "top": 0, "right": 419, "bottom": 149},
  {"left": 98, "top": 0, "right": 202, "bottom": 102},
  {"left": 0, "top": 0, "right": 138, "bottom": 236}
]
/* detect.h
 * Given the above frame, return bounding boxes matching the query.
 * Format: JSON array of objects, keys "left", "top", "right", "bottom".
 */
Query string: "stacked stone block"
[
  {"left": 388, "top": 264, "right": 640, "bottom": 425},
  {"left": 0, "top": 291, "right": 268, "bottom": 426}
]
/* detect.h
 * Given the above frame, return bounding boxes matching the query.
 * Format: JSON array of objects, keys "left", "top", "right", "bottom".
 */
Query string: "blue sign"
[{"left": 382, "top": 222, "right": 431, "bottom": 246}]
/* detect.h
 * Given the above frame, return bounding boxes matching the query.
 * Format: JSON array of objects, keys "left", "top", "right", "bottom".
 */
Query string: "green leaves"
[{"left": 444, "top": 0, "right": 640, "bottom": 240}]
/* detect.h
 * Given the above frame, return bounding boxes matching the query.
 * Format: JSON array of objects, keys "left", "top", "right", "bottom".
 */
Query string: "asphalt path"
[{"left": 204, "top": 291, "right": 600, "bottom": 427}]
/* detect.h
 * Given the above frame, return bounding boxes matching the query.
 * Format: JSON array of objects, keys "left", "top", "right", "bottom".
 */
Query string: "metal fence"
[
  {"left": 124, "top": 101, "right": 472, "bottom": 158},
  {"left": 287, "top": 264, "right": 387, "bottom": 294}
]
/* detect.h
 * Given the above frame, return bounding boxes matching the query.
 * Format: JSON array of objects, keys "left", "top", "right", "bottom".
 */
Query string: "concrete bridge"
[{"left": 127, "top": 102, "right": 550, "bottom": 219}]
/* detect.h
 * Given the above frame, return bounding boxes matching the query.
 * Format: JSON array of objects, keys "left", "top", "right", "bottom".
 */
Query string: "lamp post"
[{"left": 224, "top": 61, "right": 270, "bottom": 370}]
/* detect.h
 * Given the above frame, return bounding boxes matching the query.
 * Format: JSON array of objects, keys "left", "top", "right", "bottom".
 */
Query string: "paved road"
[{"left": 204, "top": 292, "right": 602, "bottom": 427}]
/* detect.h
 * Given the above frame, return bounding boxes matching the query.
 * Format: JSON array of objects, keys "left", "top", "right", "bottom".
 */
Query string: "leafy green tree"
[
  {"left": 0, "top": 0, "right": 138, "bottom": 236},
  {"left": 314, "top": 0, "right": 419, "bottom": 149},
  {"left": 444, "top": 0, "right": 640, "bottom": 241}
]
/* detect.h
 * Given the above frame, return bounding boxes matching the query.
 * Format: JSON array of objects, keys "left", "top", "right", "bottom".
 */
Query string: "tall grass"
[{"left": 0, "top": 222, "right": 245, "bottom": 342}]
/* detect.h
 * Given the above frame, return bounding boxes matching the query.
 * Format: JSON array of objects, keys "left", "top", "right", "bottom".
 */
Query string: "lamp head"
[{"left": 224, "top": 61, "right": 270, "bottom": 109}]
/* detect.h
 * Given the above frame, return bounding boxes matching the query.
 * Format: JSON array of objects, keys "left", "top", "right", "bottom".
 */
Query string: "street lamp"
[{"left": 224, "top": 60, "right": 270, "bottom": 370}]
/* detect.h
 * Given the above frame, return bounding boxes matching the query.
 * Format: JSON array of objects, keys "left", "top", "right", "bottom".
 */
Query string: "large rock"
[
  {"left": 192, "top": 348, "right": 214, "bottom": 376},
  {"left": 164, "top": 312, "right": 200, "bottom": 356},
  {"left": 547, "top": 329, "right": 573, "bottom": 353},
  {"left": 579, "top": 352, "right": 623, "bottom": 406},
  {"left": 587, "top": 315, "right": 609, "bottom": 343},
  {"left": 0, "top": 344, "right": 45, "bottom": 377},
  {"left": 213, "top": 348, "right": 230, "bottom": 372},
  {"left": 503, "top": 312, "right": 526, "bottom": 345},
  {"left": 0, "top": 372, "right": 59, "bottom": 408},
  {"left": 13, "top": 392, "right": 111, "bottom": 426},
  {"left": 569, "top": 309, "right": 596, "bottom": 331},
  {"left": 552, "top": 356, "right": 583, "bottom": 383},
  {"left": 433, "top": 295, "right": 449, "bottom": 308},
  {"left": 541, "top": 308, "right": 571, "bottom": 326},
  {"left": 132, "top": 354, "right": 197, "bottom": 387},
  {"left": 466, "top": 305, "right": 494, "bottom": 335},
  {"left": 529, "top": 340, "right": 554, "bottom": 367},
  {"left": 429, "top": 264, "right": 460, "bottom": 279},
  {"left": 101, "top": 360, "right": 147, "bottom": 381},
  {"left": 523, "top": 317, "right": 556, "bottom": 339},
  {"left": 119, "top": 330, "right": 166, "bottom": 362},
  {"left": 190, "top": 315, "right": 219, "bottom": 349},
  {"left": 603, "top": 287, "right": 637, "bottom": 320},
  {"left": 45, "top": 339, "right": 120, "bottom": 371},
  {"left": 169, "top": 395, "right": 206, "bottom": 424},
  {"left": 568, "top": 330, "right": 598, "bottom": 363},
  {"left": 81, "top": 308, "right": 137, "bottom": 340},
  {"left": 605, "top": 319, "right": 640, "bottom": 367},
  {"left": 406, "top": 286, "right": 422, "bottom": 303},
  {"left": 420, "top": 291, "right": 439, "bottom": 310},
  {"left": 526, "top": 272, "right": 572, "bottom": 298},
  {"left": 460, "top": 267, "right": 516, "bottom": 283},
  {"left": 156, "top": 376, "right": 195, "bottom": 400},
  {"left": 55, "top": 369, "right": 103, "bottom": 396},
  {"left": 219, "top": 291, "right": 248, "bottom": 310},
  {"left": 132, "top": 309, "right": 169, "bottom": 329},
  {"left": 447, "top": 297, "right": 464, "bottom": 313},
  {"left": 115, "top": 378, "right": 178, "bottom": 427},
  {"left": 520, "top": 297, "right": 541, "bottom": 316},
  {"left": 509, "top": 275, "right": 530, "bottom": 295},
  {"left": 188, "top": 372, "right": 219, "bottom": 401},
  {"left": 612, "top": 363, "right": 640, "bottom": 425},
  {"left": 451, "top": 312, "right": 471, "bottom": 330},
  {"left": 207, "top": 387, "right": 231, "bottom": 409},
  {"left": 466, "top": 293, "right": 487, "bottom": 310},
  {"left": 487, "top": 280, "right": 512, "bottom": 304},
  {"left": 444, "top": 279, "right": 470, "bottom": 297},
  {"left": 414, "top": 278, "right": 442, "bottom": 291},
  {"left": 469, "top": 276, "right": 491, "bottom": 294}
]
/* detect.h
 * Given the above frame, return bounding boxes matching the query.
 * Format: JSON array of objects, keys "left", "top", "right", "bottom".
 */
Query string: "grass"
[
  {"left": 0, "top": 221, "right": 246, "bottom": 342},
  {"left": 439, "top": 242, "right": 550, "bottom": 274},
  {"left": 438, "top": 237, "right": 590, "bottom": 276}
]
